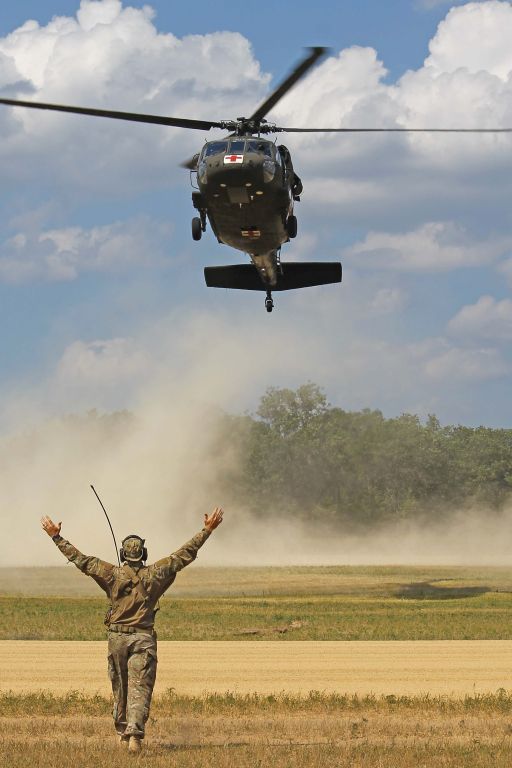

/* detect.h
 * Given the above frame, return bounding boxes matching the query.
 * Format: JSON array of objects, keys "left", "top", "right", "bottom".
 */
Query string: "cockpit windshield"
[
  {"left": 204, "top": 141, "right": 228, "bottom": 157},
  {"left": 203, "top": 139, "right": 273, "bottom": 158},
  {"left": 247, "top": 140, "right": 272, "bottom": 157},
  {"left": 228, "top": 140, "right": 246, "bottom": 154}
]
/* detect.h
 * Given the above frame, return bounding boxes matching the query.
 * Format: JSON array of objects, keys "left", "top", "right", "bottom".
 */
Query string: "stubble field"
[
  {"left": 2, "top": 565, "right": 512, "bottom": 767},
  {"left": 3, "top": 690, "right": 512, "bottom": 768}
]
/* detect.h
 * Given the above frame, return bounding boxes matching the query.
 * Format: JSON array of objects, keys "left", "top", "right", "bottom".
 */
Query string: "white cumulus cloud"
[
  {"left": 424, "top": 344, "right": 509, "bottom": 380},
  {"left": 0, "top": 1, "right": 269, "bottom": 191},
  {"left": 448, "top": 295, "right": 512, "bottom": 340},
  {"left": 345, "top": 222, "right": 511, "bottom": 272},
  {"left": 425, "top": 1, "right": 512, "bottom": 79},
  {"left": 271, "top": 1, "right": 512, "bottom": 233},
  {"left": 0, "top": 215, "right": 171, "bottom": 282},
  {"left": 0, "top": 0, "right": 511, "bottom": 224},
  {"left": 369, "top": 287, "right": 407, "bottom": 314}
]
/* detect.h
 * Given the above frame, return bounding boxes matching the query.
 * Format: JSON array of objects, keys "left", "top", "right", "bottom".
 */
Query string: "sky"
[
  {"left": 2, "top": 0, "right": 512, "bottom": 565},
  {"left": 1, "top": 0, "right": 512, "bottom": 432}
]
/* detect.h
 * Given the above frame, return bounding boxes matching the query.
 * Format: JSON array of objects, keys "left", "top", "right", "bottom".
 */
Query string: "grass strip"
[
  {"left": 5, "top": 593, "right": 512, "bottom": 640},
  {"left": 3, "top": 688, "right": 512, "bottom": 716}
]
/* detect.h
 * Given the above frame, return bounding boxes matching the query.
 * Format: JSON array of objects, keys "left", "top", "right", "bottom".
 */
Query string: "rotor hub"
[{"left": 220, "top": 117, "right": 277, "bottom": 136}]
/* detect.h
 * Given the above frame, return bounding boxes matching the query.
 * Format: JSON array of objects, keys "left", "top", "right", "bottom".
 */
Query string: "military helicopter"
[{"left": 1, "top": 47, "right": 510, "bottom": 312}]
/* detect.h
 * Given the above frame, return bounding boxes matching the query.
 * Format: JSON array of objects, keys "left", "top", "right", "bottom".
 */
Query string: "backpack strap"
[{"left": 124, "top": 563, "right": 150, "bottom": 603}]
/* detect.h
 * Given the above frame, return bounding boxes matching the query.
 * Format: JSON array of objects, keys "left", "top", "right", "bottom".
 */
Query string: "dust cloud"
[
  {"left": 3, "top": 407, "right": 511, "bottom": 569},
  {"left": 0, "top": 376, "right": 246, "bottom": 568},
  {"left": 218, "top": 507, "right": 512, "bottom": 567},
  {"left": 0, "top": 307, "right": 319, "bottom": 568},
  {"left": 1, "top": 307, "right": 511, "bottom": 568}
]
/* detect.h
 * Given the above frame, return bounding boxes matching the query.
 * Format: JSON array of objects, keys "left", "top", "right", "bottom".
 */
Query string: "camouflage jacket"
[{"left": 52, "top": 528, "right": 211, "bottom": 628}]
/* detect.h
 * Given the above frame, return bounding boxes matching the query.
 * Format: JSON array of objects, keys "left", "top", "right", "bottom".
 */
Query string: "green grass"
[
  {"left": 4, "top": 590, "right": 512, "bottom": 640},
  {"left": 4, "top": 565, "right": 512, "bottom": 640}
]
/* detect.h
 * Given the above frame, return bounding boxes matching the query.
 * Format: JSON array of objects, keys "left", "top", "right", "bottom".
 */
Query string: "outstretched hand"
[
  {"left": 204, "top": 507, "right": 224, "bottom": 532},
  {"left": 41, "top": 516, "right": 62, "bottom": 538}
]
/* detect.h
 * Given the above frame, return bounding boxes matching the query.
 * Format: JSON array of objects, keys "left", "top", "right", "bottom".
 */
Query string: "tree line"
[
  {"left": 222, "top": 383, "right": 512, "bottom": 527},
  {"left": 39, "top": 384, "right": 512, "bottom": 529}
]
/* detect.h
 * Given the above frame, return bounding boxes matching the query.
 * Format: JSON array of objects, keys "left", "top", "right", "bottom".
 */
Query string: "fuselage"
[{"left": 195, "top": 137, "right": 294, "bottom": 256}]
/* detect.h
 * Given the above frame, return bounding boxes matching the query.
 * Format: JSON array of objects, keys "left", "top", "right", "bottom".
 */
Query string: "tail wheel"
[
  {"left": 192, "top": 217, "right": 202, "bottom": 241},
  {"left": 286, "top": 215, "right": 297, "bottom": 239}
]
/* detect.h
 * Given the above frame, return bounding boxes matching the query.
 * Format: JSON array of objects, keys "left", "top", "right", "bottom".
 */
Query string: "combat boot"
[{"left": 128, "top": 736, "right": 142, "bottom": 754}]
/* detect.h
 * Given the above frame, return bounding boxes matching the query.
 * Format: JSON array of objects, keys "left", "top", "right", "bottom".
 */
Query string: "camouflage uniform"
[{"left": 52, "top": 528, "right": 211, "bottom": 738}]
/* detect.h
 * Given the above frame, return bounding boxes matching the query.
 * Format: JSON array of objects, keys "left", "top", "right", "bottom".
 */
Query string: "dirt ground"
[{"left": 2, "top": 640, "right": 511, "bottom": 696}]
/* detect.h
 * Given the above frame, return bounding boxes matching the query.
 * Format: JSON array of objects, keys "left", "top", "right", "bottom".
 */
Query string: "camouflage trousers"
[{"left": 107, "top": 631, "right": 158, "bottom": 739}]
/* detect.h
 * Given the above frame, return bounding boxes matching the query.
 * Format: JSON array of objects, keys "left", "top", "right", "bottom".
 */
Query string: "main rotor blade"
[
  {"left": 0, "top": 97, "right": 224, "bottom": 131},
  {"left": 249, "top": 46, "right": 328, "bottom": 124},
  {"left": 278, "top": 126, "right": 512, "bottom": 133}
]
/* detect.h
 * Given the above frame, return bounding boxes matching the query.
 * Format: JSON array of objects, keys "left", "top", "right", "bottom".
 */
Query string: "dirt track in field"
[{"left": 1, "top": 640, "right": 511, "bottom": 696}]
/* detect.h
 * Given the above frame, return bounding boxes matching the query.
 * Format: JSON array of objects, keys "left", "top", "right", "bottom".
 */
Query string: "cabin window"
[
  {"left": 228, "top": 140, "right": 246, "bottom": 154},
  {"left": 204, "top": 141, "right": 228, "bottom": 157},
  {"left": 247, "top": 140, "right": 272, "bottom": 157}
]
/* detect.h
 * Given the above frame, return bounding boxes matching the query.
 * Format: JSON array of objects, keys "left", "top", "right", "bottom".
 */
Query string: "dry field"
[
  {"left": 2, "top": 691, "right": 512, "bottom": 768},
  {"left": 3, "top": 566, "right": 512, "bottom": 765},
  {"left": 2, "top": 639, "right": 512, "bottom": 696},
  {"left": 3, "top": 564, "right": 512, "bottom": 597}
]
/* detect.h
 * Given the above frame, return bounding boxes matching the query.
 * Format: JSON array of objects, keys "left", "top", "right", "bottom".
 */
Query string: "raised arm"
[
  {"left": 153, "top": 507, "right": 224, "bottom": 575},
  {"left": 41, "top": 516, "right": 115, "bottom": 593}
]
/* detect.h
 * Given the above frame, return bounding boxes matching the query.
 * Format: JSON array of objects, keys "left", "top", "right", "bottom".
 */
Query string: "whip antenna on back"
[{"left": 90, "top": 484, "right": 121, "bottom": 567}]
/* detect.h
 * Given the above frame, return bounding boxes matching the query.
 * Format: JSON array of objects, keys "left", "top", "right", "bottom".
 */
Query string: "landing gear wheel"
[
  {"left": 192, "top": 217, "right": 202, "bottom": 241},
  {"left": 265, "top": 291, "right": 274, "bottom": 313},
  {"left": 286, "top": 215, "right": 297, "bottom": 239}
]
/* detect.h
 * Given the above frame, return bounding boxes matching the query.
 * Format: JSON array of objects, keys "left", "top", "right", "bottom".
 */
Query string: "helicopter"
[{"left": 1, "top": 46, "right": 511, "bottom": 312}]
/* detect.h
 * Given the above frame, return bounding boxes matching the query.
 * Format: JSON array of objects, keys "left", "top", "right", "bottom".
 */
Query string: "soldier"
[{"left": 41, "top": 507, "right": 224, "bottom": 753}]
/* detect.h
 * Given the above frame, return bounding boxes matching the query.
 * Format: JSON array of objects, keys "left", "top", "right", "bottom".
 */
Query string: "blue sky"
[
  {"left": 0, "top": 1, "right": 462, "bottom": 78},
  {"left": 1, "top": 0, "right": 512, "bottom": 430},
  {"left": 4, "top": 0, "right": 512, "bottom": 565}
]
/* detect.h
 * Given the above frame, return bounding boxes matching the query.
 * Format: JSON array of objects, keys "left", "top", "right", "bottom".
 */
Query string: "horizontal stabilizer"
[{"left": 204, "top": 262, "right": 342, "bottom": 291}]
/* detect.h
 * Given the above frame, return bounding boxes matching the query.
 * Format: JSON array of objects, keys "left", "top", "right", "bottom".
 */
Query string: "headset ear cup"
[
  {"left": 119, "top": 548, "right": 125, "bottom": 563},
  {"left": 142, "top": 547, "right": 148, "bottom": 562}
]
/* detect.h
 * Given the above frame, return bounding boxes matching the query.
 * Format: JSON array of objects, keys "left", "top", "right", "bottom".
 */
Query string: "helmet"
[{"left": 120, "top": 534, "right": 147, "bottom": 563}]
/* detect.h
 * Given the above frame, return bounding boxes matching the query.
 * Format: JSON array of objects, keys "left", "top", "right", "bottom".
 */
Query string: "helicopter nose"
[{"left": 208, "top": 161, "right": 255, "bottom": 186}]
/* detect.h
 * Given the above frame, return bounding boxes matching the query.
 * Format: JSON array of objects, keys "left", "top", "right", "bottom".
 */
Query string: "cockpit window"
[
  {"left": 204, "top": 141, "right": 228, "bottom": 157},
  {"left": 228, "top": 140, "right": 246, "bottom": 154},
  {"left": 247, "top": 140, "right": 272, "bottom": 157}
]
